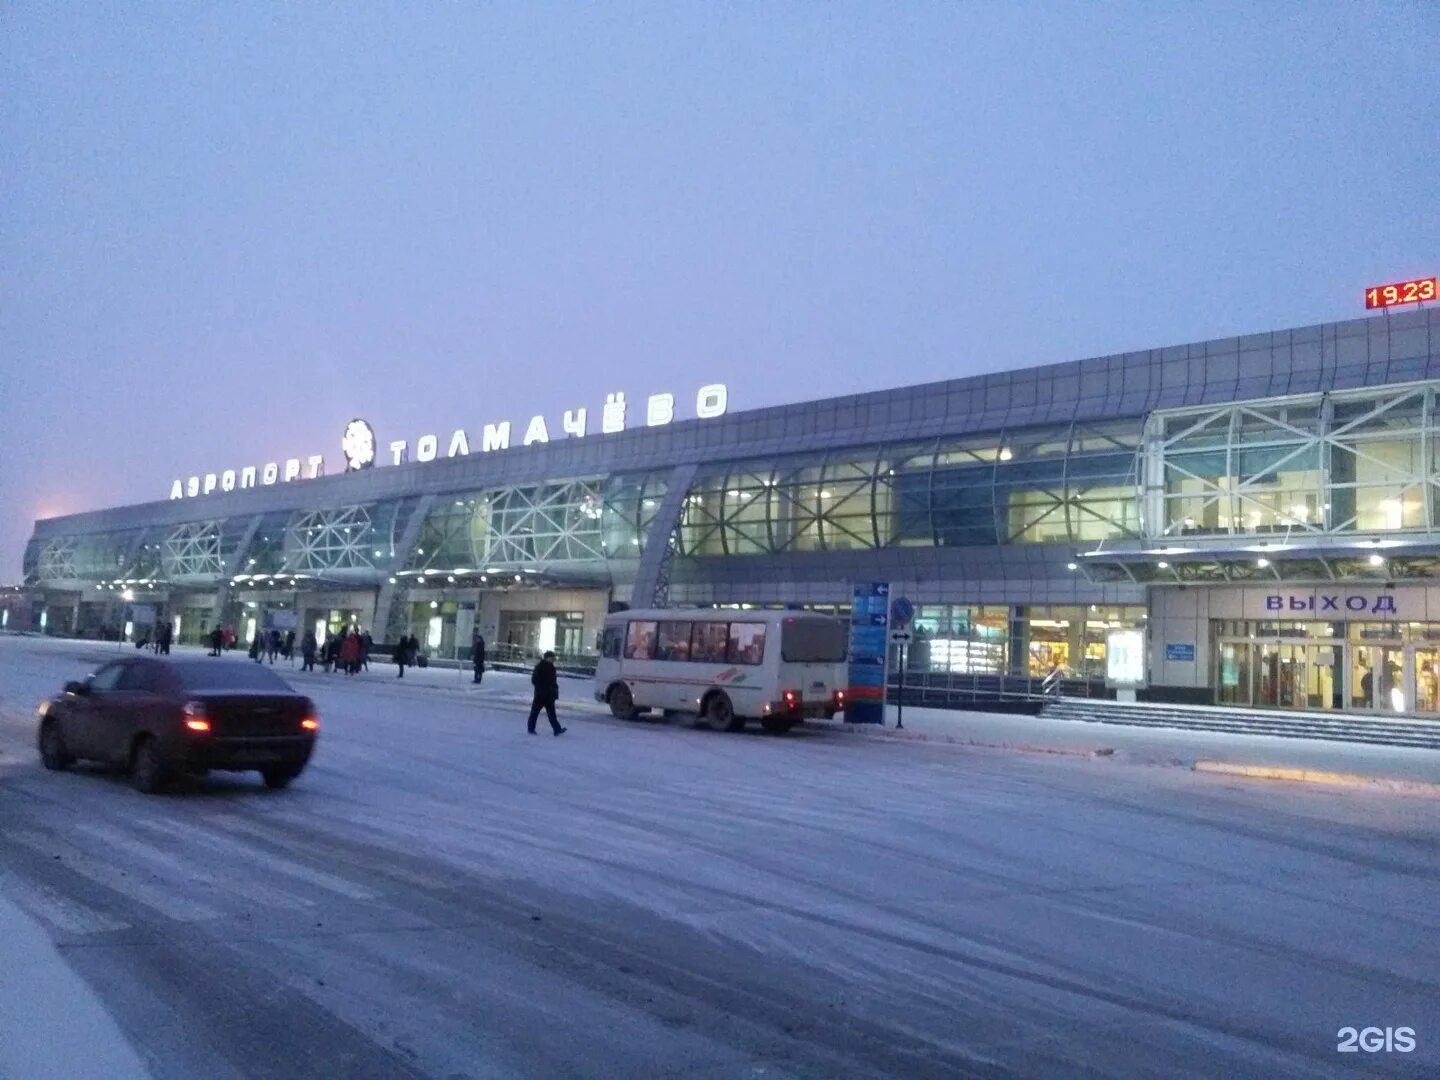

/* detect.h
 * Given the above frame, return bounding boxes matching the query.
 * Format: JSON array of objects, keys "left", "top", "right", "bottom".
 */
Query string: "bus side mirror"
[{"left": 64, "top": 680, "right": 89, "bottom": 696}]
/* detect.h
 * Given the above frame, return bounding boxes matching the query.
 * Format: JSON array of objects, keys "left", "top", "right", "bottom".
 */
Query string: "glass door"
[
  {"left": 1412, "top": 648, "right": 1440, "bottom": 715},
  {"left": 1306, "top": 644, "right": 1340, "bottom": 710},
  {"left": 1256, "top": 643, "right": 1307, "bottom": 709},
  {"left": 1216, "top": 641, "right": 1251, "bottom": 706},
  {"left": 1350, "top": 645, "right": 1405, "bottom": 712}
]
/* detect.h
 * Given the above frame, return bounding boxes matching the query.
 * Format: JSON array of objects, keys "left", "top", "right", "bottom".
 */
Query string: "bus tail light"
[
  {"left": 782, "top": 689, "right": 800, "bottom": 712},
  {"left": 301, "top": 717, "right": 319, "bottom": 732},
  {"left": 834, "top": 689, "right": 846, "bottom": 709}
]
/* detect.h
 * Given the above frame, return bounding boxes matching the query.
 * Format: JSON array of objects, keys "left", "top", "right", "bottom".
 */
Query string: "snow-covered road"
[{"left": 1, "top": 635, "right": 1436, "bottom": 1078}]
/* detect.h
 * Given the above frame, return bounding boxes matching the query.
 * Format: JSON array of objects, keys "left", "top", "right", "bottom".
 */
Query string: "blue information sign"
[
  {"left": 846, "top": 582, "right": 890, "bottom": 724},
  {"left": 1165, "top": 642, "right": 1196, "bottom": 662}
]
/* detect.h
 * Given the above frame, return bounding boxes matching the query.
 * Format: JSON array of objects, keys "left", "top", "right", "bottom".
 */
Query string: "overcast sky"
[{"left": 2, "top": 4, "right": 1437, "bottom": 578}]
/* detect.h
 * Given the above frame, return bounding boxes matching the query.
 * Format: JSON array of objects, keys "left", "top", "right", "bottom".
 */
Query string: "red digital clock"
[{"left": 1365, "top": 277, "right": 1437, "bottom": 309}]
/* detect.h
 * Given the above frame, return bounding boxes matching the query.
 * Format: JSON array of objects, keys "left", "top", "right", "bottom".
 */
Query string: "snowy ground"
[{"left": 1, "top": 635, "right": 1437, "bottom": 1078}]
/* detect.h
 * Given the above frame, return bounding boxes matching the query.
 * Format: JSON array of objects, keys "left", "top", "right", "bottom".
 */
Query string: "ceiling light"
[
  {"left": 1157, "top": 561, "right": 1169, "bottom": 569},
  {"left": 1256, "top": 557, "right": 1270, "bottom": 568},
  {"left": 1368, "top": 553, "right": 1384, "bottom": 567}
]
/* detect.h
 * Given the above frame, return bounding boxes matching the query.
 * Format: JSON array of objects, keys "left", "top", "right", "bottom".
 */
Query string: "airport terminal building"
[{"left": 12, "top": 305, "right": 1440, "bottom": 716}]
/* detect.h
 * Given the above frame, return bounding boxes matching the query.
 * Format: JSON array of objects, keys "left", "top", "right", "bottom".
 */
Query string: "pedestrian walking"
[
  {"left": 209, "top": 626, "right": 223, "bottom": 657},
  {"left": 361, "top": 629, "right": 373, "bottom": 671},
  {"left": 301, "top": 630, "right": 317, "bottom": 672},
  {"left": 527, "top": 651, "right": 566, "bottom": 736},
  {"left": 159, "top": 621, "right": 172, "bottom": 655},
  {"left": 340, "top": 630, "right": 360, "bottom": 676},
  {"left": 394, "top": 634, "right": 411, "bottom": 678},
  {"left": 471, "top": 632, "right": 486, "bottom": 685},
  {"left": 249, "top": 632, "right": 262, "bottom": 662},
  {"left": 284, "top": 629, "right": 295, "bottom": 661}
]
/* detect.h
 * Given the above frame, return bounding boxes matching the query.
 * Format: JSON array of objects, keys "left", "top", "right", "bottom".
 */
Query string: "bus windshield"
[{"left": 781, "top": 618, "right": 848, "bottom": 663}]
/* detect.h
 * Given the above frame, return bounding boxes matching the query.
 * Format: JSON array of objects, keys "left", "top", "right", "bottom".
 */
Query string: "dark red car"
[{"left": 37, "top": 656, "right": 318, "bottom": 793}]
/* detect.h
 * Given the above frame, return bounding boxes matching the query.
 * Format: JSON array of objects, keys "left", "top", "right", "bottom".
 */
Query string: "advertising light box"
[{"left": 1105, "top": 628, "right": 1147, "bottom": 689}]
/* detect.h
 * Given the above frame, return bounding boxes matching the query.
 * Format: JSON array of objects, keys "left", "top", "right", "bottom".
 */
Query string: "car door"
[
  {"left": 66, "top": 662, "right": 126, "bottom": 759},
  {"left": 103, "top": 662, "right": 162, "bottom": 764}
]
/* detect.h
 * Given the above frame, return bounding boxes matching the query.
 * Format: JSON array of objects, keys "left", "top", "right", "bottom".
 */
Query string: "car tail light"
[
  {"left": 782, "top": 689, "right": 800, "bottom": 712},
  {"left": 182, "top": 701, "right": 210, "bottom": 732},
  {"left": 301, "top": 717, "right": 319, "bottom": 731}
]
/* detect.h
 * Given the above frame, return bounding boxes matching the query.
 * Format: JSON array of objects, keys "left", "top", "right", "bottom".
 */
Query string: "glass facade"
[
  {"left": 905, "top": 603, "right": 1146, "bottom": 678},
  {"left": 677, "top": 420, "right": 1144, "bottom": 557},
  {"left": 1158, "top": 383, "right": 1439, "bottom": 538}
]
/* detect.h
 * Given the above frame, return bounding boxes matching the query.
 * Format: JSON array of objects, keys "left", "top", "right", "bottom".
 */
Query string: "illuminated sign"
[
  {"left": 1364, "top": 277, "right": 1436, "bottom": 310},
  {"left": 170, "top": 383, "right": 728, "bottom": 500},
  {"left": 341, "top": 419, "right": 376, "bottom": 471},
  {"left": 1105, "top": 628, "right": 1147, "bottom": 689}
]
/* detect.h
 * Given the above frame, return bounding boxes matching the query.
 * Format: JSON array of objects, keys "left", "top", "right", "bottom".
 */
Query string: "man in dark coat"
[
  {"left": 395, "top": 634, "right": 411, "bottom": 678},
  {"left": 472, "top": 632, "right": 486, "bottom": 684},
  {"left": 209, "top": 626, "right": 223, "bottom": 657},
  {"left": 527, "top": 651, "right": 566, "bottom": 736}
]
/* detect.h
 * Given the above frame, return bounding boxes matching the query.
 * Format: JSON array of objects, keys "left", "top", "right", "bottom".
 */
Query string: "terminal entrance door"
[
  {"left": 1414, "top": 648, "right": 1440, "bottom": 715},
  {"left": 1349, "top": 643, "right": 1405, "bottom": 712},
  {"left": 1215, "top": 636, "right": 1340, "bottom": 711}
]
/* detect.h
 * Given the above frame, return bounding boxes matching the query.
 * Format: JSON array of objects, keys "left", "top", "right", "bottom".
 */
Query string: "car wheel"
[
  {"left": 609, "top": 684, "right": 638, "bottom": 720},
  {"left": 38, "top": 720, "right": 74, "bottom": 771},
  {"left": 130, "top": 736, "right": 168, "bottom": 794},
  {"left": 262, "top": 767, "right": 302, "bottom": 790},
  {"left": 761, "top": 716, "right": 796, "bottom": 735},
  {"left": 705, "top": 692, "right": 745, "bottom": 732}
]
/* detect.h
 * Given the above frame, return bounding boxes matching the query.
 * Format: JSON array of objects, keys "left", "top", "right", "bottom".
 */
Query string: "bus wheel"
[
  {"left": 705, "top": 692, "right": 745, "bottom": 732},
  {"left": 609, "top": 684, "right": 638, "bottom": 720}
]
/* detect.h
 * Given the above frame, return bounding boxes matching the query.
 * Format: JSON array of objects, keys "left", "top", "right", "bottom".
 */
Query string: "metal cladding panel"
[{"left": 28, "top": 308, "right": 1440, "bottom": 545}]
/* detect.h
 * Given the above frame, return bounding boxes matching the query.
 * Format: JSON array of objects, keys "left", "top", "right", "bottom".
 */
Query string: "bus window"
[
  {"left": 601, "top": 626, "right": 623, "bottom": 659},
  {"left": 727, "top": 622, "right": 766, "bottom": 665},
  {"left": 781, "top": 618, "right": 848, "bottom": 663},
  {"left": 691, "top": 622, "right": 729, "bottom": 663},
  {"left": 656, "top": 621, "right": 692, "bottom": 661},
  {"left": 625, "top": 621, "right": 657, "bottom": 660}
]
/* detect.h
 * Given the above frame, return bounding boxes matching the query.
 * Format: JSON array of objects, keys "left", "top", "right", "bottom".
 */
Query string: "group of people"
[
  {"left": 298, "top": 627, "right": 373, "bottom": 675},
  {"left": 248, "top": 627, "right": 297, "bottom": 664},
  {"left": 206, "top": 625, "right": 238, "bottom": 656},
  {"left": 139, "top": 621, "right": 174, "bottom": 655}
]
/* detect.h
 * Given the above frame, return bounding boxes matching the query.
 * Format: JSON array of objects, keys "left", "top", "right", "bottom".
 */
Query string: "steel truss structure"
[
  {"left": 162, "top": 521, "right": 225, "bottom": 580},
  {"left": 284, "top": 505, "right": 381, "bottom": 572}
]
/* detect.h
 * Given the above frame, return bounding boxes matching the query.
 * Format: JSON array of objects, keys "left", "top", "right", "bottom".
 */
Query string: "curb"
[
  {"left": 822, "top": 721, "right": 1119, "bottom": 759},
  {"left": 1193, "top": 760, "right": 1440, "bottom": 797}
]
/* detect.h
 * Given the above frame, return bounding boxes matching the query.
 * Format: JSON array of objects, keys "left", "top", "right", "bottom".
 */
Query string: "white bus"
[{"left": 594, "top": 608, "right": 850, "bottom": 734}]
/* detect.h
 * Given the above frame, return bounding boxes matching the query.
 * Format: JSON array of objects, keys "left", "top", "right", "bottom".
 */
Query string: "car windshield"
[
  {"left": 780, "top": 618, "right": 848, "bottom": 663},
  {"left": 171, "top": 662, "right": 292, "bottom": 693}
]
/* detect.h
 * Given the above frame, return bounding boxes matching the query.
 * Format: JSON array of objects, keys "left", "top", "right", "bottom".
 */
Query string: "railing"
[{"left": 885, "top": 669, "right": 1105, "bottom": 709}]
